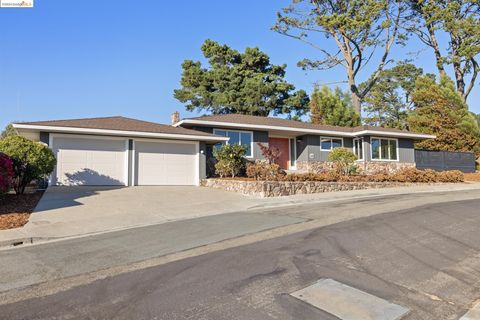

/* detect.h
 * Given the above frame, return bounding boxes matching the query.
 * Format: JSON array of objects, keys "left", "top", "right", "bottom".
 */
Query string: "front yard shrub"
[
  {"left": 247, "top": 167, "right": 464, "bottom": 183},
  {"left": 257, "top": 142, "right": 281, "bottom": 164},
  {"left": 246, "top": 162, "right": 285, "bottom": 180},
  {"left": 213, "top": 144, "right": 246, "bottom": 178},
  {"left": 0, "top": 153, "right": 14, "bottom": 196},
  {"left": 0, "top": 136, "right": 56, "bottom": 194},
  {"left": 327, "top": 147, "right": 358, "bottom": 176}
]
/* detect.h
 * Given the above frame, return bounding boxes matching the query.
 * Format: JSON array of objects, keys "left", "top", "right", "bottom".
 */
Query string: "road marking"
[
  {"left": 460, "top": 300, "right": 480, "bottom": 320},
  {"left": 291, "top": 278, "right": 409, "bottom": 320}
]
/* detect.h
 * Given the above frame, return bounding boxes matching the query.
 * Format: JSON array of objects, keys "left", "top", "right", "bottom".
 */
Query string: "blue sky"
[{"left": 1, "top": 0, "right": 479, "bottom": 130}]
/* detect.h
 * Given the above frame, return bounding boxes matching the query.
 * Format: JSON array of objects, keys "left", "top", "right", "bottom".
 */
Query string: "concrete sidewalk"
[{"left": 1, "top": 183, "right": 480, "bottom": 247}]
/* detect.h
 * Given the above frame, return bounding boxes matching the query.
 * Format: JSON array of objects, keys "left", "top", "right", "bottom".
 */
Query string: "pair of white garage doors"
[{"left": 51, "top": 135, "right": 199, "bottom": 186}]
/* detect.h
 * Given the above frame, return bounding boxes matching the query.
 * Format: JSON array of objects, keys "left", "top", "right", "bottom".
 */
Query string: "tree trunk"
[
  {"left": 346, "top": 68, "right": 362, "bottom": 115},
  {"left": 454, "top": 63, "right": 466, "bottom": 101},
  {"left": 351, "top": 92, "right": 361, "bottom": 115},
  {"left": 426, "top": 23, "right": 447, "bottom": 78}
]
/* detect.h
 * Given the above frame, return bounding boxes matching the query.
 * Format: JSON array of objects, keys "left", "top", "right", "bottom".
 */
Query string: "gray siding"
[
  {"left": 298, "top": 135, "right": 353, "bottom": 162},
  {"left": 199, "top": 142, "right": 207, "bottom": 179},
  {"left": 398, "top": 139, "right": 415, "bottom": 163},
  {"left": 191, "top": 126, "right": 268, "bottom": 160},
  {"left": 363, "top": 136, "right": 415, "bottom": 163},
  {"left": 128, "top": 139, "right": 133, "bottom": 186},
  {"left": 40, "top": 132, "right": 49, "bottom": 145}
]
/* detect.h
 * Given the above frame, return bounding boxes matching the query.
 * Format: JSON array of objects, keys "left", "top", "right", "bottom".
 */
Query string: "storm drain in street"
[{"left": 290, "top": 278, "right": 409, "bottom": 320}]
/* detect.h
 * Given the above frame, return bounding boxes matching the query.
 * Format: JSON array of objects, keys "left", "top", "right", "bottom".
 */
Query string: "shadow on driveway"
[{"left": 34, "top": 186, "right": 125, "bottom": 213}]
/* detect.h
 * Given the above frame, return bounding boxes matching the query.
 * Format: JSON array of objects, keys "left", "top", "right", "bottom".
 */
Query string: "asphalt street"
[{"left": 2, "top": 194, "right": 480, "bottom": 319}]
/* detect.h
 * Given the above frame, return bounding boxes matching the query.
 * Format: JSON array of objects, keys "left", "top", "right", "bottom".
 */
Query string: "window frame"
[
  {"left": 353, "top": 138, "right": 364, "bottom": 161},
  {"left": 320, "top": 136, "right": 344, "bottom": 151},
  {"left": 370, "top": 137, "right": 399, "bottom": 161},
  {"left": 213, "top": 129, "right": 254, "bottom": 158}
]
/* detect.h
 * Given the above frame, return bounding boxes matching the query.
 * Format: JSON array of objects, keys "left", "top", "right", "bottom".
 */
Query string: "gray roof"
[{"left": 183, "top": 114, "right": 415, "bottom": 134}]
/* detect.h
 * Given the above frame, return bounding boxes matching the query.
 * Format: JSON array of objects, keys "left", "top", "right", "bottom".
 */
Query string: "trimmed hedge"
[{"left": 256, "top": 167, "right": 464, "bottom": 183}]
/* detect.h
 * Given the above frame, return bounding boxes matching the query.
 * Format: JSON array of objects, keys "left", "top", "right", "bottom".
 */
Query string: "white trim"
[
  {"left": 50, "top": 133, "right": 129, "bottom": 186},
  {"left": 320, "top": 136, "right": 344, "bottom": 151},
  {"left": 289, "top": 138, "right": 297, "bottom": 170},
  {"left": 213, "top": 128, "right": 254, "bottom": 158},
  {"left": 48, "top": 134, "right": 54, "bottom": 185},
  {"left": 12, "top": 123, "right": 230, "bottom": 142},
  {"left": 370, "top": 137, "right": 399, "bottom": 162},
  {"left": 175, "top": 119, "right": 436, "bottom": 140},
  {"left": 132, "top": 140, "right": 136, "bottom": 186},
  {"left": 124, "top": 140, "right": 129, "bottom": 186},
  {"left": 133, "top": 138, "right": 199, "bottom": 186},
  {"left": 353, "top": 137, "right": 365, "bottom": 161},
  {"left": 195, "top": 141, "right": 200, "bottom": 186}
]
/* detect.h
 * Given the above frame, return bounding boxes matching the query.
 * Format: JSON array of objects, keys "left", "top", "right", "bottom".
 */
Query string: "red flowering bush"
[{"left": 0, "top": 152, "right": 14, "bottom": 195}]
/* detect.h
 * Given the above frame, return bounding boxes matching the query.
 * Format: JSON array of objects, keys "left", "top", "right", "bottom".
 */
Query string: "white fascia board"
[
  {"left": 12, "top": 123, "right": 230, "bottom": 142},
  {"left": 176, "top": 119, "right": 354, "bottom": 137},
  {"left": 355, "top": 130, "right": 436, "bottom": 140},
  {"left": 176, "top": 119, "right": 436, "bottom": 140}
]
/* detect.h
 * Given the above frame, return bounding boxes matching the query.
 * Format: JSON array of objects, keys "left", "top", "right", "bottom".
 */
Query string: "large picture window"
[
  {"left": 371, "top": 138, "right": 398, "bottom": 161},
  {"left": 320, "top": 137, "right": 343, "bottom": 151},
  {"left": 213, "top": 129, "right": 253, "bottom": 157}
]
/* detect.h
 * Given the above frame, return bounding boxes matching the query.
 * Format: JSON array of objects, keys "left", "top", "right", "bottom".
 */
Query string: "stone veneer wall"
[
  {"left": 201, "top": 179, "right": 421, "bottom": 198},
  {"left": 296, "top": 160, "right": 415, "bottom": 174}
]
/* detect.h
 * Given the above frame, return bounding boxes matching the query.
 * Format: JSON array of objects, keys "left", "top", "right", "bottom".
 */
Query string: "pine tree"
[
  {"left": 408, "top": 76, "right": 480, "bottom": 154},
  {"left": 310, "top": 86, "right": 360, "bottom": 127}
]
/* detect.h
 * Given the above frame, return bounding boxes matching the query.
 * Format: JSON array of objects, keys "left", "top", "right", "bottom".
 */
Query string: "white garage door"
[
  {"left": 53, "top": 136, "right": 127, "bottom": 186},
  {"left": 135, "top": 140, "right": 197, "bottom": 186}
]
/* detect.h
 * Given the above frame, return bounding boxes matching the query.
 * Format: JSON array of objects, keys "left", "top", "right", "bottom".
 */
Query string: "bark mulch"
[
  {"left": 465, "top": 173, "right": 480, "bottom": 182},
  {"left": 0, "top": 191, "right": 44, "bottom": 230}
]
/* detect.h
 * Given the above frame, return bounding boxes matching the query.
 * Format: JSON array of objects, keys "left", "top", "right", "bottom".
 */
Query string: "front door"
[{"left": 268, "top": 137, "right": 290, "bottom": 170}]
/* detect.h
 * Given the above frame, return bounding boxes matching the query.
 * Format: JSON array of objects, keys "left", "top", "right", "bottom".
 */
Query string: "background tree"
[
  {"left": 406, "top": 0, "right": 480, "bottom": 102},
  {"left": 1, "top": 124, "right": 17, "bottom": 139},
  {"left": 310, "top": 86, "right": 360, "bottom": 127},
  {"left": 174, "top": 39, "right": 309, "bottom": 117},
  {"left": 361, "top": 62, "right": 432, "bottom": 129},
  {"left": 476, "top": 113, "right": 480, "bottom": 127},
  {"left": 273, "top": 0, "right": 406, "bottom": 114},
  {"left": 408, "top": 76, "right": 480, "bottom": 154}
]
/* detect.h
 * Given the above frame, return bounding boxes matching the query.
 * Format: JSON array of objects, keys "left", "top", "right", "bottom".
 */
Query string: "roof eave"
[
  {"left": 12, "top": 123, "right": 229, "bottom": 142},
  {"left": 177, "top": 119, "right": 436, "bottom": 140}
]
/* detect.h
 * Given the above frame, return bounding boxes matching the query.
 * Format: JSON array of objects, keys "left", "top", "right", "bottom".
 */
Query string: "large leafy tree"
[
  {"left": 361, "top": 62, "right": 432, "bottom": 129},
  {"left": 174, "top": 39, "right": 309, "bottom": 117},
  {"left": 406, "top": 0, "right": 480, "bottom": 102},
  {"left": 408, "top": 76, "right": 480, "bottom": 154},
  {"left": 273, "top": 0, "right": 406, "bottom": 114},
  {"left": 310, "top": 86, "right": 360, "bottom": 127}
]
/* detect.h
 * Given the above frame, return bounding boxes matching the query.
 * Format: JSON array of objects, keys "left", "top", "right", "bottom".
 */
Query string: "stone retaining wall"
[
  {"left": 201, "top": 179, "right": 421, "bottom": 198},
  {"left": 296, "top": 160, "right": 415, "bottom": 175}
]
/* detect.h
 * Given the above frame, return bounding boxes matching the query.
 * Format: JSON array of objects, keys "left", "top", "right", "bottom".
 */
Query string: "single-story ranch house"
[{"left": 12, "top": 114, "right": 435, "bottom": 186}]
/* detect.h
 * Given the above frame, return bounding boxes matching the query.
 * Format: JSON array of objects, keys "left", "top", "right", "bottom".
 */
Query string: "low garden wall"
[{"left": 201, "top": 178, "right": 427, "bottom": 198}]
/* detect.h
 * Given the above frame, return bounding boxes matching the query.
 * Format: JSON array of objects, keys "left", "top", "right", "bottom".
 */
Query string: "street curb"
[{"left": 1, "top": 183, "right": 479, "bottom": 250}]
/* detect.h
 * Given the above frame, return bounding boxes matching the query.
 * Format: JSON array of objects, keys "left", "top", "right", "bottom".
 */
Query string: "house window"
[
  {"left": 353, "top": 138, "right": 363, "bottom": 160},
  {"left": 213, "top": 129, "right": 253, "bottom": 157},
  {"left": 320, "top": 137, "right": 343, "bottom": 151},
  {"left": 371, "top": 138, "right": 398, "bottom": 161}
]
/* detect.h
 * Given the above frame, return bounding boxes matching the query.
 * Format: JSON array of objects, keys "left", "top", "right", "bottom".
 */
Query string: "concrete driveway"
[
  {"left": 10, "top": 186, "right": 263, "bottom": 241},
  {"left": 2, "top": 183, "right": 480, "bottom": 246}
]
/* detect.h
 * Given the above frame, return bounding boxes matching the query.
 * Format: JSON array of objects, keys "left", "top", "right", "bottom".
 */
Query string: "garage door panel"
[
  {"left": 135, "top": 141, "right": 197, "bottom": 186},
  {"left": 53, "top": 137, "right": 127, "bottom": 186}
]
